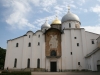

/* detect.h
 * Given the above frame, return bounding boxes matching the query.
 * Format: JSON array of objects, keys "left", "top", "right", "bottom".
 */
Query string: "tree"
[{"left": 0, "top": 47, "right": 6, "bottom": 69}]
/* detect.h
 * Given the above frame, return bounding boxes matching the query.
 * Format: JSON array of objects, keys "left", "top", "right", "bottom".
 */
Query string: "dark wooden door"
[{"left": 50, "top": 62, "right": 57, "bottom": 72}]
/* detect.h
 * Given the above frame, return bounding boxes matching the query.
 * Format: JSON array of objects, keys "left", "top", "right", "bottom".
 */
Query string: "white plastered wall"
[
  {"left": 85, "top": 32, "right": 99, "bottom": 54},
  {"left": 5, "top": 31, "right": 46, "bottom": 69},
  {"left": 5, "top": 36, "right": 24, "bottom": 69},
  {"left": 61, "top": 28, "right": 97, "bottom": 70},
  {"left": 86, "top": 50, "right": 100, "bottom": 71}
]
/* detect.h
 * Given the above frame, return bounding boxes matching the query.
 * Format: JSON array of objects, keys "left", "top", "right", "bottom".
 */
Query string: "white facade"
[{"left": 4, "top": 10, "right": 100, "bottom": 72}]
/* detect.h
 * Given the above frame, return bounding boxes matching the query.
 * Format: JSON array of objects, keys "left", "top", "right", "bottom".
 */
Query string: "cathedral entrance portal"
[{"left": 50, "top": 62, "right": 57, "bottom": 72}]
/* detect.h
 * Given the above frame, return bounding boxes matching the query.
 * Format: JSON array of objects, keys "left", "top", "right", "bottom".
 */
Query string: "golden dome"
[{"left": 52, "top": 16, "right": 61, "bottom": 24}]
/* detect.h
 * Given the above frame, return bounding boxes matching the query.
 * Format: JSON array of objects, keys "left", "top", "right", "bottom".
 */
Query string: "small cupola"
[
  {"left": 61, "top": 6, "right": 80, "bottom": 23},
  {"left": 41, "top": 20, "right": 51, "bottom": 33},
  {"left": 51, "top": 16, "right": 61, "bottom": 25},
  {"left": 51, "top": 16, "right": 61, "bottom": 30},
  {"left": 61, "top": 6, "right": 81, "bottom": 30}
]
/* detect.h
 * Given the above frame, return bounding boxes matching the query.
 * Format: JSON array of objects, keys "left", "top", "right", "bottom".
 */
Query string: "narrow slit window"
[
  {"left": 71, "top": 52, "right": 72, "bottom": 55},
  {"left": 38, "top": 35, "right": 40, "bottom": 38},
  {"left": 14, "top": 58, "right": 17, "bottom": 68},
  {"left": 16, "top": 43, "right": 18, "bottom": 47},
  {"left": 28, "top": 42, "right": 31, "bottom": 47},
  {"left": 38, "top": 42, "right": 40, "bottom": 46},
  {"left": 29, "top": 35, "right": 30, "bottom": 38},
  {"left": 77, "top": 43, "right": 79, "bottom": 46},
  {"left": 78, "top": 62, "right": 80, "bottom": 65},
  {"left": 37, "top": 58, "right": 40, "bottom": 68},
  {"left": 69, "top": 23, "right": 71, "bottom": 28},
  {"left": 27, "top": 58, "right": 30, "bottom": 68},
  {"left": 92, "top": 40, "right": 94, "bottom": 44}
]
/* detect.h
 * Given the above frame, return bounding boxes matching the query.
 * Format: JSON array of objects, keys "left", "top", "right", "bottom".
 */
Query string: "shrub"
[
  {"left": 1, "top": 70, "right": 9, "bottom": 73},
  {"left": 0, "top": 71, "right": 31, "bottom": 75}
]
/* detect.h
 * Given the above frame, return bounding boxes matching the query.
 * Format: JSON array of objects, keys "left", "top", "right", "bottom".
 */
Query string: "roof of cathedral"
[
  {"left": 85, "top": 47, "right": 100, "bottom": 58},
  {"left": 7, "top": 30, "right": 43, "bottom": 43},
  {"left": 97, "top": 35, "right": 100, "bottom": 40},
  {"left": 44, "top": 28, "right": 62, "bottom": 34},
  {"left": 61, "top": 7, "right": 80, "bottom": 23},
  {"left": 26, "top": 30, "right": 34, "bottom": 34},
  {"left": 51, "top": 16, "right": 61, "bottom": 25},
  {"left": 41, "top": 20, "right": 51, "bottom": 29}
]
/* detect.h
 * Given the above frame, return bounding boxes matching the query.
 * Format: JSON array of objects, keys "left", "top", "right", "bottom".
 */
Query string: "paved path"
[{"left": 32, "top": 72, "right": 100, "bottom": 75}]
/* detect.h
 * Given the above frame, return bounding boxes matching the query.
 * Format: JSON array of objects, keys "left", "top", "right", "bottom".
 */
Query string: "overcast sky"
[{"left": 0, "top": 0, "right": 100, "bottom": 48}]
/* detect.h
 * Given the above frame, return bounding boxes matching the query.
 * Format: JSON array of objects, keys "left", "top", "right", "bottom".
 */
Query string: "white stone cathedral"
[{"left": 4, "top": 8, "right": 100, "bottom": 72}]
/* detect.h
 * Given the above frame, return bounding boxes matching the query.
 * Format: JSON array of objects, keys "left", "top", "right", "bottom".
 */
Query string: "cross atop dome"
[
  {"left": 45, "top": 18, "right": 48, "bottom": 24},
  {"left": 55, "top": 15, "right": 58, "bottom": 20},
  {"left": 61, "top": 5, "right": 80, "bottom": 24},
  {"left": 55, "top": 12, "right": 58, "bottom": 19},
  {"left": 46, "top": 18, "right": 48, "bottom": 21},
  {"left": 68, "top": 5, "right": 70, "bottom": 10},
  {"left": 67, "top": 5, "right": 70, "bottom": 13},
  {"left": 51, "top": 15, "right": 61, "bottom": 25}
]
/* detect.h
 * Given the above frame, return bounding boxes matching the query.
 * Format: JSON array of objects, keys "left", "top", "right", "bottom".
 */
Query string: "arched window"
[
  {"left": 28, "top": 42, "right": 31, "bottom": 47},
  {"left": 92, "top": 40, "right": 94, "bottom": 44},
  {"left": 50, "top": 50, "right": 56, "bottom": 56},
  {"left": 27, "top": 58, "right": 30, "bottom": 68},
  {"left": 37, "top": 58, "right": 40, "bottom": 68},
  {"left": 14, "top": 58, "right": 17, "bottom": 68},
  {"left": 29, "top": 35, "right": 30, "bottom": 38},
  {"left": 69, "top": 23, "right": 71, "bottom": 28},
  {"left": 16, "top": 43, "right": 18, "bottom": 47}
]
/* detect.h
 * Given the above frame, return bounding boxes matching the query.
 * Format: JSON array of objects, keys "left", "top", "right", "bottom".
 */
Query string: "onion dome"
[
  {"left": 41, "top": 20, "right": 50, "bottom": 29},
  {"left": 61, "top": 6, "right": 80, "bottom": 23},
  {"left": 52, "top": 16, "right": 61, "bottom": 24}
]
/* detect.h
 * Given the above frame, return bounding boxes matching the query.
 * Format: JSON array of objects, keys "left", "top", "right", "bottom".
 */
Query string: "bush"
[
  {"left": 0, "top": 72, "right": 31, "bottom": 75},
  {"left": 1, "top": 70, "right": 10, "bottom": 73},
  {"left": 81, "top": 69, "right": 88, "bottom": 72}
]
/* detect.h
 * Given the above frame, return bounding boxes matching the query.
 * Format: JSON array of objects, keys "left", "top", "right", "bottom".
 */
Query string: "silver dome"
[
  {"left": 41, "top": 20, "right": 50, "bottom": 29},
  {"left": 61, "top": 11, "right": 80, "bottom": 23}
]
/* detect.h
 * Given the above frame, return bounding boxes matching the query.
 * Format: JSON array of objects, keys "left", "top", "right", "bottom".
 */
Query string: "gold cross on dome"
[{"left": 56, "top": 12, "right": 58, "bottom": 18}]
